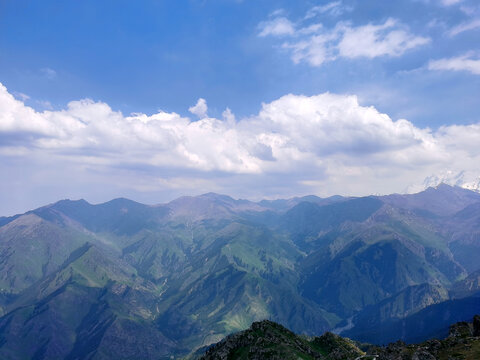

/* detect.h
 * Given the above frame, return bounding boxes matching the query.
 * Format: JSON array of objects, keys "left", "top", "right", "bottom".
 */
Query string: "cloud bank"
[{"left": 1, "top": 83, "right": 479, "bottom": 214}]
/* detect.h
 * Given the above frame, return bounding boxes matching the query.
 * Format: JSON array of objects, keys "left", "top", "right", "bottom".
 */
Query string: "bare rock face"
[
  {"left": 312, "top": 332, "right": 364, "bottom": 360},
  {"left": 474, "top": 314, "right": 480, "bottom": 336},
  {"left": 412, "top": 349, "right": 436, "bottom": 360},
  {"left": 200, "top": 320, "right": 363, "bottom": 360},
  {"left": 448, "top": 321, "right": 472, "bottom": 338}
]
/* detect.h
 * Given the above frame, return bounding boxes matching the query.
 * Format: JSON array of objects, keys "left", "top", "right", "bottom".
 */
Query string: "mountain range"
[
  {"left": 199, "top": 315, "right": 480, "bottom": 359},
  {"left": 1, "top": 184, "right": 480, "bottom": 359}
]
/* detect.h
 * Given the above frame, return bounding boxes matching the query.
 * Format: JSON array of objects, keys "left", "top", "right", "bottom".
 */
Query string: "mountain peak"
[
  {"left": 201, "top": 319, "right": 365, "bottom": 360},
  {"left": 50, "top": 198, "right": 90, "bottom": 207},
  {"left": 407, "top": 171, "right": 480, "bottom": 194},
  {"left": 383, "top": 181, "right": 480, "bottom": 216},
  {"left": 432, "top": 182, "right": 452, "bottom": 190},
  {"left": 198, "top": 192, "right": 235, "bottom": 202}
]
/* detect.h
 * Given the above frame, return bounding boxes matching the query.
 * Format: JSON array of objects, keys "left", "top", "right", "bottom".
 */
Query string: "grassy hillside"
[{"left": 0, "top": 185, "right": 479, "bottom": 357}]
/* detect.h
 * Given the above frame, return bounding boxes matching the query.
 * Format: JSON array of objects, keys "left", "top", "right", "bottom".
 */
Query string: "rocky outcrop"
[
  {"left": 200, "top": 320, "right": 363, "bottom": 360},
  {"left": 312, "top": 332, "right": 364, "bottom": 360},
  {"left": 201, "top": 316, "right": 480, "bottom": 360},
  {"left": 474, "top": 314, "right": 480, "bottom": 336},
  {"left": 364, "top": 315, "right": 480, "bottom": 360}
]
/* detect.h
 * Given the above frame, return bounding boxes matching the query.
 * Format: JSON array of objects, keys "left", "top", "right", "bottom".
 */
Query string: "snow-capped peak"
[{"left": 406, "top": 170, "right": 480, "bottom": 194}]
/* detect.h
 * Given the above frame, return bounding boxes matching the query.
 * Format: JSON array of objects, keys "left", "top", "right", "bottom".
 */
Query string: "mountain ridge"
[
  {"left": 198, "top": 315, "right": 480, "bottom": 359},
  {"left": 1, "top": 184, "right": 480, "bottom": 358}
]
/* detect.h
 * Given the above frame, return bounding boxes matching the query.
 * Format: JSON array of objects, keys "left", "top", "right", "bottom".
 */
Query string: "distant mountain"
[
  {"left": 342, "top": 266, "right": 480, "bottom": 344},
  {"left": 166, "top": 193, "right": 268, "bottom": 221},
  {"left": 0, "top": 212, "right": 91, "bottom": 296},
  {"left": 258, "top": 194, "right": 346, "bottom": 212},
  {"left": 348, "top": 283, "right": 449, "bottom": 328},
  {"left": 384, "top": 182, "right": 480, "bottom": 216},
  {"left": 452, "top": 269, "right": 480, "bottom": 298},
  {"left": 0, "top": 243, "right": 178, "bottom": 360},
  {"left": 407, "top": 171, "right": 480, "bottom": 194},
  {"left": 0, "top": 185, "right": 480, "bottom": 358},
  {"left": 344, "top": 293, "right": 480, "bottom": 345}
]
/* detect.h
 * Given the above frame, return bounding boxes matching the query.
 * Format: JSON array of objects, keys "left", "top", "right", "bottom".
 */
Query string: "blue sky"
[{"left": 0, "top": 0, "right": 479, "bottom": 215}]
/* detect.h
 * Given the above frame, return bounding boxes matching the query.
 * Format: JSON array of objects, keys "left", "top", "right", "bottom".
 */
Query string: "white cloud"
[
  {"left": 304, "top": 1, "right": 348, "bottom": 19},
  {"left": 459, "top": 5, "right": 477, "bottom": 15},
  {"left": 440, "top": 0, "right": 462, "bottom": 6},
  {"left": 337, "top": 19, "right": 430, "bottom": 58},
  {"left": 222, "top": 107, "right": 236, "bottom": 125},
  {"left": 283, "top": 32, "right": 337, "bottom": 66},
  {"left": 415, "top": 0, "right": 463, "bottom": 6},
  {"left": 258, "top": 17, "right": 296, "bottom": 37},
  {"left": 1, "top": 82, "right": 479, "bottom": 213},
  {"left": 259, "top": 11, "right": 430, "bottom": 66},
  {"left": 41, "top": 67, "right": 57, "bottom": 79},
  {"left": 269, "top": 9, "right": 286, "bottom": 17},
  {"left": 448, "top": 18, "right": 480, "bottom": 36},
  {"left": 255, "top": 93, "right": 437, "bottom": 159},
  {"left": 188, "top": 98, "right": 208, "bottom": 118},
  {"left": 428, "top": 54, "right": 480, "bottom": 75},
  {"left": 14, "top": 92, "right": 30, "bottom": 102},
  {"left": 0, "top": 83, "right": 58, "bottom": 136},
  {"left": 37, "top": 100, "right": 54, "bottom": 110}
]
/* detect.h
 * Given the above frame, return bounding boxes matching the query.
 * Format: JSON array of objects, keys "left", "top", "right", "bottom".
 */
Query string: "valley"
[{"left": 0, "top": 184, "right": 479, "bottom": 359}]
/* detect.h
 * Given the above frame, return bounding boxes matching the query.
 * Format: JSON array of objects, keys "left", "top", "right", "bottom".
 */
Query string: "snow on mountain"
[{"left": 406, "top": 170, "right": 480, "bottom": 194}]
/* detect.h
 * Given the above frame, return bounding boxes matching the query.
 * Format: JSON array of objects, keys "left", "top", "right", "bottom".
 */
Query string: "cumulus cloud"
[
  {"left": 259, "top": 8, "right": 430, "bottom": 66},
  {"left": 188, "top": 98, "right": 208, "bottom": 118},
  {"left": 428, "top": 54, "right": 480, "bottom": 74},
  {"left": 0, "top": 82, "right": 479, "bottom": 214}
]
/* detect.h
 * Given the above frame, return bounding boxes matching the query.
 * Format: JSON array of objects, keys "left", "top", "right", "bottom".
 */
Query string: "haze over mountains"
[{"left": 1, "top": 184, "right": 480, "bottom": 359}]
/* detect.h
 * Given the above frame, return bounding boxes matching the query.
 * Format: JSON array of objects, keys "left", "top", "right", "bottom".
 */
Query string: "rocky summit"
[
  {"left": 200, "top": 315, "right": 480, "bottom": 360},
  {"left": 199, "top": 319, "right": 364, "bottom": 360}
]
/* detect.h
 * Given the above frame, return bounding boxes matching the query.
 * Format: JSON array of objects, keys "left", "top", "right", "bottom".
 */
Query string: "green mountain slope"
[
  {"left": 0, "top": 184, "right": 479, "bottom": 357},
  {"left": 0, "top": 244, "right": 177, "bottom": 360},
  {"left": 343, "top": 283, "right": 449, "bottom": 335},
  {"left": 155, "top": 221, "right": 338, "bottom": 350},
  {"left": 0, "top": 213, "right": 91, "bottom": 295}
]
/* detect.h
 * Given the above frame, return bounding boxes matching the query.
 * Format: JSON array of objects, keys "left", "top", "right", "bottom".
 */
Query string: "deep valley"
[{"left": 1, "top": 184, "right": 480, "bottom": 359}]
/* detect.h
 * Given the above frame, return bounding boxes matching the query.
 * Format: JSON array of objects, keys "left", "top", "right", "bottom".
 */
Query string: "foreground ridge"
[
  {"left": 199, "top": 315, "right": 480, "bottom": 360},
  {"left": 199, "top": 319, "right": 365, "bottom": 360}
]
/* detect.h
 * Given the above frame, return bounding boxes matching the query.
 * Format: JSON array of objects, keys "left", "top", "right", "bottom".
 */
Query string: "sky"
[{"left": 0, "top": 0, "right": 479, "bottom": 215}]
